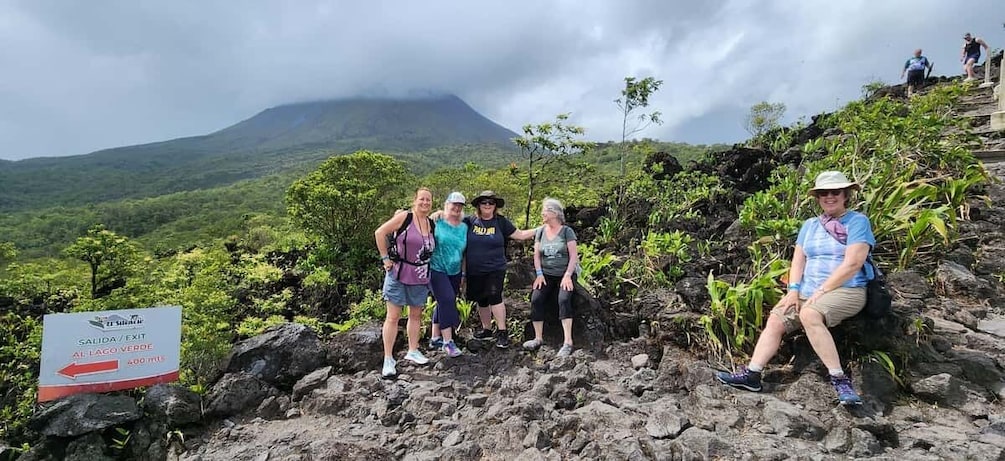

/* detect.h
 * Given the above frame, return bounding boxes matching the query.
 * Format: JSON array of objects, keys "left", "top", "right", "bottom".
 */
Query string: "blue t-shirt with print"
[
  {"left": 795, "top": 210, "right": 875, "bottom": 296},
  {"left": 430, "top": 218, "right": 467, "bottom": 275},
  {"left": 463, "top": 215, "right": 517, "bottom": 275}
]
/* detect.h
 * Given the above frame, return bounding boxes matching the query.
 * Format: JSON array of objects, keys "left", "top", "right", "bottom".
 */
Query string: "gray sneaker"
[
  {"left": 522, "top": 338, "right": 542, "bottom": 350},
  {"left": 557, "top": 344, "right": 573, "bottom": 357}
]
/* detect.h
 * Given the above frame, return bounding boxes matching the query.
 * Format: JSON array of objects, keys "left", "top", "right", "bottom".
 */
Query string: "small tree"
[
  {"left": 513, "top": 114, "right": 593, "bottom": 226},
  {"left": 285, "top": 150, "right": 409, "bottom": 271},
  {"left": 0, "top": 242, "right": 15, "bottom": 268},
  {"left": 64, "top": 225, "right": 140, "bottom": 298},
  {"left": 744, "top": 101, "right": 786, "bottom": 139},
  {"left": 615, "top": 76, "right": 664, "bottom": 176}
]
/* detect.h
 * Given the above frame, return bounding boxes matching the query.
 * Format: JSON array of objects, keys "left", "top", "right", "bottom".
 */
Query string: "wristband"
[
  {"left": 787, "top": 283, "right": 800, "bottom": 290},
  {"left": 461, "top": 272, "right": 466, "bottom": 277},
  {"left": 535, "top": 270, "right": 544, "bottom": 277},
  {"left": 381, "top": 256, "right": 390, "bottom": 261}
]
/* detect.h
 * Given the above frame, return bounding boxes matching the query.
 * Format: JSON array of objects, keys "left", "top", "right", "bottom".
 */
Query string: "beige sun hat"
[{"left": 808, "top": 171, "right": 860, "bottom": 194}]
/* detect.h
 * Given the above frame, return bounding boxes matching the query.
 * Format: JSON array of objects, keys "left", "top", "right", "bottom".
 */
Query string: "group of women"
[
  {"left": 374, "top": 189, "right": 580, "bottom": 378},
  {"left": 374, "top": 171, "right": 878, "bottom": 406}
]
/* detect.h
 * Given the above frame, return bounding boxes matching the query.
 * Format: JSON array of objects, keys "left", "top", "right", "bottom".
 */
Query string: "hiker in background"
[
  {"left": 464, "top": 191, "right": 536, "bottom": 349},
  {"left": 961, "top": 33, "right": 990, "bottom": 81},
  {"left": 374, "top": 188, "right": 436, "bottom": 378},
  {"left": 427, "top": 192, "right": 469, "bottom": 358},
  {"left": 716, "top": 171, "right": 876, "bottom": 405},
  {"left": 901, "top": 48, "right": 933, "bottom": 97},
  {"left": 523, "top": 198, "right": 579, "bottom": 357}
]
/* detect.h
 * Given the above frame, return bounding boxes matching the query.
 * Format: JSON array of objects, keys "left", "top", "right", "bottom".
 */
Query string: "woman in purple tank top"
[{"left": 374, "top": 188, "right": 436, "bottom": 378}]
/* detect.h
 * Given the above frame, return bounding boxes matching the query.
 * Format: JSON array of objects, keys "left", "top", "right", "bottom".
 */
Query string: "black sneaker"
[
  {"left": 716, "top": 366, "right": 763, "bottom": 392},
  {"left": 474, "top": 328, "right": 494, "bottom": 340},
  {"left": 495, "top": 330, "right": 510, "bottom": 349}
]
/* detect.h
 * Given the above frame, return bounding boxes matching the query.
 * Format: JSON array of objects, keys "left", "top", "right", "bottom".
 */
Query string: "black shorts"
[
  {"left": 466, "top": 270, "right": 505, "bottom": 307},
  {"left": 907, "top": 69, "right": 925, "bottom": 86}
]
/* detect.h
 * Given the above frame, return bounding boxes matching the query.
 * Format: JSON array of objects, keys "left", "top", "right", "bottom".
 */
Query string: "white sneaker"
[
  {"left": 381, "top": 357, "right": 397, "bottom": 378},
  {"left": 404, "top": 349, "right": 430, "bottom": 365}
]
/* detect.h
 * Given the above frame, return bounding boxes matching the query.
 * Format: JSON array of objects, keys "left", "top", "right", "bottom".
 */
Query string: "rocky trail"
[{"left": 16, "top": 74, "right": 1005, "bottom": 460}]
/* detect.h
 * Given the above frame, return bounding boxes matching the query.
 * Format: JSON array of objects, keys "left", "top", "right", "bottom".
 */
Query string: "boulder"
[
  {"left": 292, "top": 366, "right": 333, "bottom": 401},
  {"left": 28, "top": 393, "right": 141, "bottom": 437},
  {"left": 763, "top": 400, "right": 826, "bottom": 440},
  {"left": 143, "top": 384, "right": 202, "bottom": 425},
  {"left": 645, "top": 408, "right": 689, "bottom": 439},
  {"left": 64, "top": 432, "right": 114, "bottom": 461},
  {"left": 887, "top": 270, "right": 933, "bottom": 300},
  {"left": 327, "top": 321, "right": 383, "bottom": 373},
  {"left": 668, "top": 427, "right": 734, "bottom": 460},
  {"left": 936, "top": 261, "right": 995, "bottom": 299},
  {"left": 204, "top": 372, "right": 279, "bottom": 417},
  {"left": 223, "top": 322, "right": 326, "bottom": 389}
]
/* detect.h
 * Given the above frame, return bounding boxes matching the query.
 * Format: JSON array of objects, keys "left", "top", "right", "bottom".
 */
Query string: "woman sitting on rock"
[
  {"left": 717, "top": 171, "right": 876, "bottom": 405},
  {"left": 523, "top": 198, "right": 579, "bottom": 357},
  {"left": 375, "top": 188, "right": 436, "bottom": 378}
]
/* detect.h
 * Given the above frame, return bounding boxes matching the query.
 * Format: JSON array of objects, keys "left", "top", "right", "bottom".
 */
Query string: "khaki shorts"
[{"left": 775, "top": 287, "right": 866, "bottom": 334}]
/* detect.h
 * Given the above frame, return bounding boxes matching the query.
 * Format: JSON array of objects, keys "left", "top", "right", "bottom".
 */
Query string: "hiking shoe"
[
  {"left": 442, "top": 340, "right": 462, "bottom": 358},
  {"left": 716, "top": 366, "right": 762, "bottom": 392},
  {"left": 404, "top": 349, "right": 430, "bottom": 365},
  {"left": 523, "top": 338, "right": 542, "bottom": 350},
  {"left": 428, "top": 336, "right": 443, "bottom": 349},
  {"left": 474, "top": 328, "right": 494, "bottom": 340},
  {"left": 557, "top": 343, "right": 573, "bottom": 357},
  {"left": 830, "top": 375, "right": 863, "bottom": 405},
  {"left": 495, "top": 330, "right": 510, "bottom": 349},
  {"left": 381, "top": 357, "right": 397, "bottom": 378}
]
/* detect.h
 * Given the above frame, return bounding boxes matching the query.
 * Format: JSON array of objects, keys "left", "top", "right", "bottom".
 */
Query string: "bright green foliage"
[
  {"left": 0, "top": 313, "right": 41, "bottom": 443},
  {"left": 286, "top": 151, "right": 410, "bottom": 273},
  {"left": 700, "top": 257, "right": 789, "bottom": 359},
  {"left": 643, "top": 171, "right": 726, "bottom": 230},
  {"left": 744, "top": 101, "right": 786, "bottom": 139},
  {"left": 615, "top": 76, "right": 664, "bottom": 175},
  {"left": 63, "top": 224, "right": 141, "bottom": 298},
  {"left": 333, "top": 289, "right": 387, "bottom": 332},
  {"left": 577, "top": 243, "right": 616, "bottom": 294},
  {"left": 513, "top": 114, "right": 594, "bottom": 226},
  {"left": 618, "top": 230, "right": 693, "bottom": 290}
]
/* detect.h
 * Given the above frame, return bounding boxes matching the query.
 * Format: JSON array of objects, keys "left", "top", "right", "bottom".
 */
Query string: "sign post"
[{"left": 38, "top": 305, "right": 182, "bottom": 402}]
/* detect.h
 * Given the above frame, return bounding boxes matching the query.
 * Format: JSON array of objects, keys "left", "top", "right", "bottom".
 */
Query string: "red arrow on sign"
[{"left": 57, "top": 359, "right": 119, "bottom": 379}]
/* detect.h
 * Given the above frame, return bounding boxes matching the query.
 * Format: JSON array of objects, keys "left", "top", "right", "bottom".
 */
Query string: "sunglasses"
[
  {"left": 478, "top": 200, "right": 496, "bottom": 206},
  {"left": 815, "top": 189, "right": 844, "bottom": 197}
]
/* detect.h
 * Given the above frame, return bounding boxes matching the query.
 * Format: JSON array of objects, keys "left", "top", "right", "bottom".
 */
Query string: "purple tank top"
[{"left": 394, "top": 218, "right": 434, "bottom": 285}]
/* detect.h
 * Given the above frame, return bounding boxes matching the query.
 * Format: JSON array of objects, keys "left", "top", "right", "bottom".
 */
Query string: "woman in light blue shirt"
[{"left": 717, "top": 171, "right": 876, "bottom": 405}]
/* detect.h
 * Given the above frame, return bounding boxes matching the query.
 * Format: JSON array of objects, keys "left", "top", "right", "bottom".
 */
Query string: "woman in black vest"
[{"left": 961, "top": 33, "right": 989, "bottom": 81}]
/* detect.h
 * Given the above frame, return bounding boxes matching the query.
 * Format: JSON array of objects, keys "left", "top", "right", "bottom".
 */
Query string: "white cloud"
[{"left": 0, "top": 0, "right": 999, "bottom": 159}]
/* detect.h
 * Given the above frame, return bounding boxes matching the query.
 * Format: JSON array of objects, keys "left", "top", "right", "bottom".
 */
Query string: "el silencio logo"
[{"left": 87, "top": 314, "right": 146, "bottom": 331}]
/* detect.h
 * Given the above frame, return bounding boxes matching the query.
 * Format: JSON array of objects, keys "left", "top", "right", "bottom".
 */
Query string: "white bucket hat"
[{"left": 808, "top": 171, "right": 860, "bottom": 194}]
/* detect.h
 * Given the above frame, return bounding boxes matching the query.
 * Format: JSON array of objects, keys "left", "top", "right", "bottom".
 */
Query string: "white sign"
[{"left": 38, "top": 305, "right": 182, "bottom": 402}]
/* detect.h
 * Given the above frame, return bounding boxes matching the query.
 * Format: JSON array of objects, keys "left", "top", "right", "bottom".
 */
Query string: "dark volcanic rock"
[
  {"left": 223, "top": 322, "right": 326, "bottom": 389},
  {"left": 29, "top": 393, "right": 141, "bottom": 437}
]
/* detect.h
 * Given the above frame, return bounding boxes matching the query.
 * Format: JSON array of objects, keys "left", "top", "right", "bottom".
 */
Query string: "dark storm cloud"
[{"left": 0, "top": 0, "right": 1000, "bottom": 159}]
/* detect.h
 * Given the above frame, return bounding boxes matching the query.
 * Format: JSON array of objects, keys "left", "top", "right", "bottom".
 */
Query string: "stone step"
[{"left": 974, "top": 149, "right": 1005, "bottom": 163}]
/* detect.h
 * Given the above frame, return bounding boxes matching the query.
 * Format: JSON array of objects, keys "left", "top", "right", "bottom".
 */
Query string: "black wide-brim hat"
[{"left": 471, "top": 190, "right": 505, "bottom": 208}]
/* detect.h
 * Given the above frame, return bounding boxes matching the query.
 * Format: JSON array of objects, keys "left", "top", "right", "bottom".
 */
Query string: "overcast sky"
[{"left": 0, "top": 0, "right": 1001, "bottom": 160}]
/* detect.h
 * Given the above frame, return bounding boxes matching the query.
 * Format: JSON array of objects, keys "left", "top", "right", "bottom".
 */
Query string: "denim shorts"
[{"left": 382, "top": 272, "right": 431, "bottom": 307}]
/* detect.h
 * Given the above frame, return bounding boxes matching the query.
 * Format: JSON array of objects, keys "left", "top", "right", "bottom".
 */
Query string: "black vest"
[{"left": 965, "top": 39, "right": 981, "bottom": 56}]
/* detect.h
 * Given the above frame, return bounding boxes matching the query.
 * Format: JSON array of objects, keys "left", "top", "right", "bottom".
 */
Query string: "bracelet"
[
  {"left": 461, "top": 272, "right": 466, "bottom": 277},
  {"left": 535, "top": 270, "right": 544, "bottom": 277},
  {"left": 381, "top": 255, "right": 390, "bottom": 261},
  {"left": 787, "top": 283, "right": 800, "bottom": 290}
]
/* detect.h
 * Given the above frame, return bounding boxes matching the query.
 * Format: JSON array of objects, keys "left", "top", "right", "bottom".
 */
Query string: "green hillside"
[{"left": 0, "top": 95, "right": 520, "bottom": 212}]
